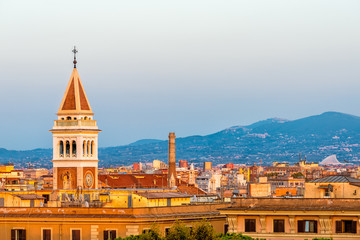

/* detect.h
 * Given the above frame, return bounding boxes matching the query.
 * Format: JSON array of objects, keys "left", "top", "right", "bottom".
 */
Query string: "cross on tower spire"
[{"left": 72, "top": 46, "right": 78, "bottom": 68}]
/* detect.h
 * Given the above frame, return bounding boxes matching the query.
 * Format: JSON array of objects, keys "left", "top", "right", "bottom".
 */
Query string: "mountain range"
[{"left": 2, "top": 111, "right": 360, "bottom": 168}]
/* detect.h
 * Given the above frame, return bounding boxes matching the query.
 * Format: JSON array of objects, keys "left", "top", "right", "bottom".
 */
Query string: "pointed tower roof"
[{"left": 57, "top": 67, "right": 93, "bottom": 115}]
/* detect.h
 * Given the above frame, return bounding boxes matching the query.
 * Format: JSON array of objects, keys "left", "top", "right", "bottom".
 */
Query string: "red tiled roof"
[
  {"left": 62, "top": 77, "right": 76, "bottom": 110},
  {"left": 98, "top": 174, "right": 170, "bottom": 189}
]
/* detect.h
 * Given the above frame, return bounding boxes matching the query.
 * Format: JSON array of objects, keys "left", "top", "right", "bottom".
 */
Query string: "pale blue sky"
[{"left": 0, "top": 0, "right": 359, "bottom": 149}]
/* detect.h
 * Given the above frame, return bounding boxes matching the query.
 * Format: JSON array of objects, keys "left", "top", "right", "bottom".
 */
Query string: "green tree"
[
  {"left": 291, "top": 172, "right": 304, "bottom": 179},
  {"left": 115, "top": 224, "right": 163, "bottom": 240},
  {"left": 215, "top": 233, "right": 254, "bottom": 240},
  {"left": 192, "top": 219, "right": 215, "bottom": 240},
  {"left": 166, "top": 220, "right": 191, "bottom": 240}
]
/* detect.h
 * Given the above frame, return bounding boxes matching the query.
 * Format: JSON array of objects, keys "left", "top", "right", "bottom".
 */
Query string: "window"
[
  {"left": 245, "top": 219, "right": 256, "bottom": 232},
  {"left": 11, "top": 229, "right": 26, "bottom": 240},
  {"left": 59, "top": 141, "right": 64, "bottom": 157},
  {"left": 66, "top": 141, "right": 70, "bottom": 157},
  {"left": 324, "top": 188, "right": 330, "bottom": 197},
  {"left": 165, "top": 228, "right": 170, "bottom": 236},
  {"left": 42, "top": 195, "right": 50, "bottom": 204},
  {"left": 103, "top": 230, "right": 116, "bottom": 240},
  {"left": 87, "top": 141, "right": 90, "bottom": 155},
  {"left": 224, "top": 224, "right": 229, "bottom": 234},
  {"left": 298, "top": 220, "right": 317, "bottom": 233},
  {"left": 72, "top": 230, "right": 80, "bottom": 240},
  {"left": 43, "top": 229, "right": 51, "bottom": 240},
  {"left": 72, "top": 141, "right": 77, "bottom": 157},
  {"left": 273, "top": 219, "right": 285, "bottom": 233},
  {"left": 91, "top": 141, "right": 94, "bottom": 156},
  {"left": 83, "top": 141, "right": 86, "bottom": 156},
  {"left": 336, "top": 220, "right": 357, "bottom": 233}
]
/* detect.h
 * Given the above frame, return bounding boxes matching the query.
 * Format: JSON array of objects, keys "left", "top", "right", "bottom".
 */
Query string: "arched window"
[
  {"left": 74, "top": 117, "right": 77, "bottom": 120},
  {"left": 84, "top": 117, "right": 88, "bottom": 120},
  {"left": 89, "top": 117, "right": 92, "bottom": 120},
  {"left": 65, "top": 141, "right": 70, "bottom": 157},
  {"left": 67, "top": 116, "right": 71, "bottom": 120},
  {"left": 87, "top": 140, "right": 90, "bottom": 156},
  {"left": 91, "top": 141, "right": 94, "bottom": 156},
  {"left": 59, "top": 141, "right": 64, "bottom": 157},
  {"left": 83, "top": 141, "right": 86, "bottom": 157},
  {"left": 72, "top": 141, "right": 77, "bottom": 157}
]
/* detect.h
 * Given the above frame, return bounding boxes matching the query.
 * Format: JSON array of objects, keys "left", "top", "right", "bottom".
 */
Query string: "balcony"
[{"left": 54, "top": 120, "right": 97, "bottom": 128}]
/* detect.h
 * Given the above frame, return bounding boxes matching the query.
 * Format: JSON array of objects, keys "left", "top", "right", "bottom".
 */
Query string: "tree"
[
  {"left": 166, "top": 221, "right": 191, "bottom": 240},
  {"left": 291, "top": 172, "right": 304, "bottom": 179},
  {"left": 115, "top": 224, "right": 163, "bottom": 240},
  {"left": 192, "top": 219, "right": 215, "bottom": 240}
]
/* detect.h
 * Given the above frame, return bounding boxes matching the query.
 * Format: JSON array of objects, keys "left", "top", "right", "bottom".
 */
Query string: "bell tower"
[{"left": 51, "top": 47, "right": 100, "bottom": 190}]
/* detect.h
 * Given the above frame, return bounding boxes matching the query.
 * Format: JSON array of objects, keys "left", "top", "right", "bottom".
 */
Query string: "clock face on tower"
[{"left": 85, "top": 172, "right": 93, "bottom": 188}]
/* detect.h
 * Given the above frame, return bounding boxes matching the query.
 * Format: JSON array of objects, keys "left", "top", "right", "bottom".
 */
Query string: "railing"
[{"left": 55, "top": 120, "right": 97, "bottom": 127}]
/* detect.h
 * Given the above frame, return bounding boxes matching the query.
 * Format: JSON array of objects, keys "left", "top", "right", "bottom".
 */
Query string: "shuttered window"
[
  {"left": 273, "top": 219, "right": 285, "bottom": 232},
  {"left": 43, "top": 229, "right": 51, "bottom": 240},
  {"left": 103, "top": 230, "right": 116, "bottom": 240},
  {"left": 245, "top": 219, "right": 256, "bottom": 232},
  {"left": 72, "top": 230, "right": 80, "bottom": 240},
  {"left": 335, "top": 220, "right": 357, "bottom": 233},
  {"left": 336, "top": 221, "right": 342, "bottom": 233},
  {"left": 11, "top": 229, "right": 26, "bottom": 240},
  {"left": 297, "top": 220, "right": 317, "bottom": 233}
]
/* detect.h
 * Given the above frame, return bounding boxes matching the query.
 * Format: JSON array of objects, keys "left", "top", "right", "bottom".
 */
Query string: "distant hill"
[
  {"left": 2, "top": 111, "right": 360, "bottom": 168},
  {"left": 128, "top": 139, "right": 163, "bottom": 146}
]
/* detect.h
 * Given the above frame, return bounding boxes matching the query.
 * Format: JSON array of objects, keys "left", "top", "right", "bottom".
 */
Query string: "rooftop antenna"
[{"left": 72, "top": 46, "right": 78, "bottom": 68}]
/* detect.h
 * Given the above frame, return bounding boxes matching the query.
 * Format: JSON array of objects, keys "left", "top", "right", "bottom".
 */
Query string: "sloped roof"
[
  {"left": 135, "top": 192, "right": 190, "bottom": 199},
  {"left": 310, "top": 175, "right": 360, "bottom": 183},
  {"left": 98, "top": 174, "right": 169, "bottom": 189},
  {"left": 177, "top": 185, "right": 208, "bottom": 196},
  {"left": 57, "top": 68, "right": 93, "bottom": 115},
  {"left": 13, "top": 194, "right": 45, "bottom": 200}
]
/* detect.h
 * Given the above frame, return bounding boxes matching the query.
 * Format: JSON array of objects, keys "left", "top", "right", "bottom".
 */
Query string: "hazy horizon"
[{"left": 1, "top": 0, "right": 360, "bottom": 150}]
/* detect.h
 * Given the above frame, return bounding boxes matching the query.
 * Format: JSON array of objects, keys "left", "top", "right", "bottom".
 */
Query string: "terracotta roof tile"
[{"left": 62, "top": 77, "right": 76, "bottom": 110}]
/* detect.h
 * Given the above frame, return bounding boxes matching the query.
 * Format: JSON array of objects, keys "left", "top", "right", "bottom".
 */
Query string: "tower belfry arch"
[{"left": 50, "top": 47, "right": 100, "bottom": 190}]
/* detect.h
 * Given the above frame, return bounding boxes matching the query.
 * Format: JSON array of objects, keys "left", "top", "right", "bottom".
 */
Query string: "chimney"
[{"left": 168, "top": 132, "right": 176, "bottom": 188}]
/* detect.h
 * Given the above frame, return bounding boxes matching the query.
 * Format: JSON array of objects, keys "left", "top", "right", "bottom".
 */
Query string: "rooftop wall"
[{"left": 228, "top": 198, "right": 360, "bottom": 211}]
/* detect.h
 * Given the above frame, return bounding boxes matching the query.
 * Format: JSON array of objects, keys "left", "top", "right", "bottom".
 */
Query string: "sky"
[{"left": 0, "top": 0, "right": 360, "bottom": 150}]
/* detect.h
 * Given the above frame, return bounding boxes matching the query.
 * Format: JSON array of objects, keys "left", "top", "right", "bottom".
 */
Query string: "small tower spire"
[{"left": 72, "top": 46, "right": 78, "bottom": 68}]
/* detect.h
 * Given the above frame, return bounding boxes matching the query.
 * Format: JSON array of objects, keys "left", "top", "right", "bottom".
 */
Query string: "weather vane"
[{"left": 72, "top": 46, "right": 78, "bottom": 68}]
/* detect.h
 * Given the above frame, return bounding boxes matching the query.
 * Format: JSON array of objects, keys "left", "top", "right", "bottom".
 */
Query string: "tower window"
[
  {"left": 66, "top": 141, "right": 70, "bottom": 157},
  {"left": 72, "top": 141, "right": 77, "bottom": 157},
  {"left": 67, "top": 116, "right": 71, "bottom": 120},
  {"left": 83, "top": 141, "right": 86, "bottom": 157},
  {"left": 91, "top": 141, "right": 94, "bottom": 156},
  {"left": 59, "top": 141, "right": 64, "bottom": 157},
  {"left": 87, "top": 140, "right": 90, "bottom": 156}
]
